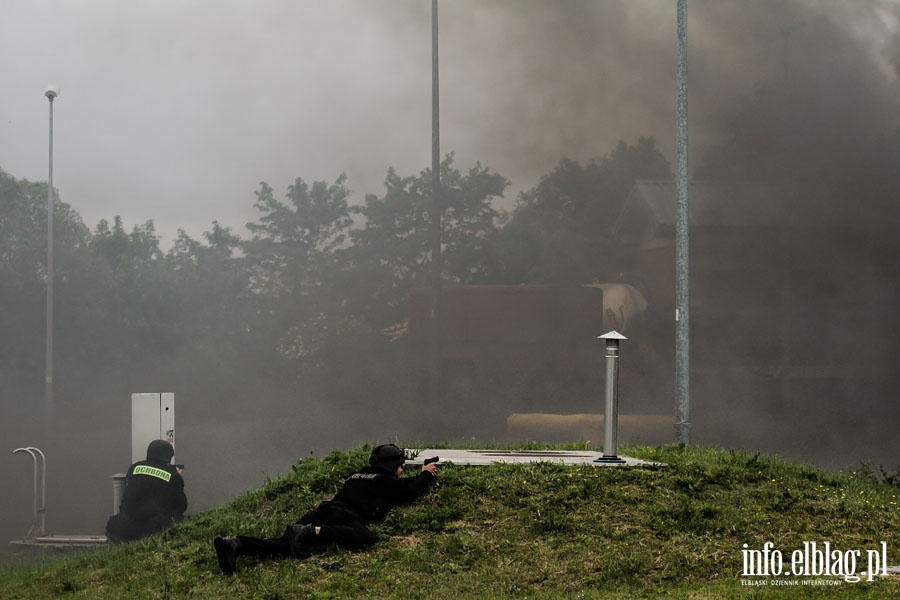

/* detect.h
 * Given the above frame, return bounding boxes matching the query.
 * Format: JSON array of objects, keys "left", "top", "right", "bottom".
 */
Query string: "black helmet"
[
  {"left": 369, "top": 444, "right": 406, "bottom": 471},
  {"left": 147, "top": 439, "right": 175, "bottom": 463}
]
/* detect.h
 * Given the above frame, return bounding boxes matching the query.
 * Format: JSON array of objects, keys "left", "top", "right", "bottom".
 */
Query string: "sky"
[{"left": 2, "top": 0, "right": 899, "bottom": 248}]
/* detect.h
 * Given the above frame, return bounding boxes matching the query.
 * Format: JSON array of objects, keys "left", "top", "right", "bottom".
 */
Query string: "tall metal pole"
[
  {"left": 44, "top": 85, "right": 59, "bottom": 420},
  {"left": 674, "top": 1, "right": 691, "bottom": 444},
  {"left": 429, "top": 0, "right": 443, "bottom": 408}
]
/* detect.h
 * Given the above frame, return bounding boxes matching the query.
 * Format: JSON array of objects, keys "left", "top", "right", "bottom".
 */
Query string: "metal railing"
[{"left": 13, "top": 446, "right": 47, "bottom": 541}]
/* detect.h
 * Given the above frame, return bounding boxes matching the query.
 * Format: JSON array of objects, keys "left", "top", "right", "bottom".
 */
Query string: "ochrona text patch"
[{"left": 133, "top": 465, "right": 172, "bottom": 482}]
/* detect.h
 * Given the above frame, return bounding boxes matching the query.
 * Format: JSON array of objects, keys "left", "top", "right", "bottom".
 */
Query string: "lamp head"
[{"left": 44, "top": 85, "right": 60, "bottom": 100}]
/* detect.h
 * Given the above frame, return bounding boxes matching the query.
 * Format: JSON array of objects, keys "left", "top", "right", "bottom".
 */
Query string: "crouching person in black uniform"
[
  {"left": 106, "top": 439, "right": 188, "bottom": 543},
  {"left": 214, "top": 444, "right": 437, "bottom": 574}
]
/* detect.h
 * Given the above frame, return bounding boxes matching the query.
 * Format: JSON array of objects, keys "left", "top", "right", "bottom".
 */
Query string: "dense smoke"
[
  {"left": 426, "top": 0, "right": 900, "bottom": 201},
  {"left": 3, "top": 1, "right": 900, "bottom": 558}
]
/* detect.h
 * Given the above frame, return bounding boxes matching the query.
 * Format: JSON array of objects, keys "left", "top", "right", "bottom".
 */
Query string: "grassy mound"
[{"left": 2, "top": 444, "right": 900, "bottom": 599}]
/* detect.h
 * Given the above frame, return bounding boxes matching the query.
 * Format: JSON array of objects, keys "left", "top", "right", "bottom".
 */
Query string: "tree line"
[
  {"left": 4, "top": 68, "right": 899, "bottom": 434},
  {"left": 0, "top": 139, "right": 672, "bottom": 429}
]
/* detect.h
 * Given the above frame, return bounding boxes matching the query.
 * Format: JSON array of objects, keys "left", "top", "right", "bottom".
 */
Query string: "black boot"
[
  {"left": 214, "top": 537, "right": 241, "bottom": 574},
  {"left": 286, "top": 524, "right": 316, "bottom": 555}
]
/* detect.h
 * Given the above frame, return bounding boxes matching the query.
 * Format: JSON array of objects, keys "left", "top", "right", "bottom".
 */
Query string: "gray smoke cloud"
[
  {"left": 2, "top": 0, "right": 900, "bottom": 558},
  {"left": 2, "top": 1, "right": 896, "bottom": 244}
]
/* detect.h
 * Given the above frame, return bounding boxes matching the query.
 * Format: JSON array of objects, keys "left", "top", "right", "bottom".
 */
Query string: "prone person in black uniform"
[
  {"left": 106, "top": 439, "right": 188, "bottom": 543},
  {"left": 214, "top": 444, "right": 438, "bottom": 574}
]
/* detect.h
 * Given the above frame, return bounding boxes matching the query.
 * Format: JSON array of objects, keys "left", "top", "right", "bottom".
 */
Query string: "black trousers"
[
  {"left": 106, "top": 512, "right": 174, "bottom": 543},
  {"left": 236, "top": 501, "right": 377, "bottom": 559}
]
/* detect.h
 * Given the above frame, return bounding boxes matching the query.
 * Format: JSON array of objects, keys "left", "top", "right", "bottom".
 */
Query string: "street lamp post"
[
  {"left": 44, "top": 85, "right": 59, "bottom": 420},
  {"left": 429, "top": 0, "right": 443, "bottom": 409},
  {"left": 674, "top": 0, "right": 691, "bottom": 445}
]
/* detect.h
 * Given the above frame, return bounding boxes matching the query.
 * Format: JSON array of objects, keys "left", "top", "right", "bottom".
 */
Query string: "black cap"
[
  {"left": 147, "top": 439, "right": 175, "bottom": 463},
  {"left": 369, "top": 444, "right": 406, "bottom": 471}
]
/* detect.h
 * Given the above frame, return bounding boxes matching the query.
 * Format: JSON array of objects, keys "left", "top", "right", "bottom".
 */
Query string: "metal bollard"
[
  {"left": 595, "top": 331, "right": 627, "bottom": 464},
  {"left": 112, "top": 473, "right": 127, "bottom": 515}
]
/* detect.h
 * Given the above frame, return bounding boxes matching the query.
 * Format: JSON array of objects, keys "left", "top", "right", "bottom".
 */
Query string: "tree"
[
  {"left": 242, "top": 175, "right": 355, "bottom": 369},
  {"left": 83, "top": 217, "right": 182, "bottom": 359},
  {"left": 164, "top": 222, "right": 249, "bottom": 345},
  {"left": 244, "top": 176, "right": 352, "bottom": 299},
  {"left": 493, "top": 138, "right": 671, "bottom": 284},
  {"left": 0, "top": 168, "right": 89, "bottom": 399},
  {"left": 348, "top": 155, "right": 508, "bottom": 327}
]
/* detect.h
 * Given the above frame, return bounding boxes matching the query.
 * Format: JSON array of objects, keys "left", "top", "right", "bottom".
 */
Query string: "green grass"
[{"left": 2, "top": 443, "right": 900, "bottom": 599}]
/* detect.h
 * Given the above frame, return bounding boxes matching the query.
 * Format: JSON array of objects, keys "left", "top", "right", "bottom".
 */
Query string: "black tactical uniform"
[
  {"left": 214, "top": 444, "right": 436, "bottom": 574},
  {"left": 106, "top": 440, "right": 187, "bottom": 543}
]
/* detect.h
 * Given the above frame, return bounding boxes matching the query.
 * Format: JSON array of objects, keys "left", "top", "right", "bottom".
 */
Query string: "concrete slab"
[
  {"left": 408, "top": 448, "right": 664, "bottom": 468},
  {"left": 9, "top": 535, "right": 107, "bottom": 559},
  {"left": 10, "top": 534, "right": 107, "bottom": 549}
]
